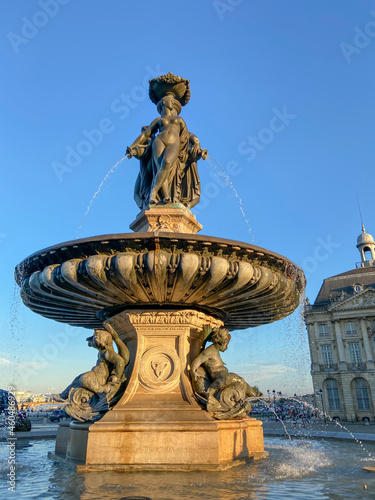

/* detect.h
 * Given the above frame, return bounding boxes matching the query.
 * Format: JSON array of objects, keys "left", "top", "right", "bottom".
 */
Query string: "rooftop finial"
[{"left": 356, "top": 194, "right": 365, "bottom": 232}]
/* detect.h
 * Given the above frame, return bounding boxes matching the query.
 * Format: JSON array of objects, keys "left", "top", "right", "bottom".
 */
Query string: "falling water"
[
  {"left": 8, "top": 283, "right": 25, "bottom": 389},
  {"left": 206, "top": 155, "right": 254, "bottom": 239},
  {"left": 256, "top": 398, "right": 292, "bottom": 441},
  {"left": 291, "top": 397, "right": 374, "bottom": 460},
  {"left": 75, "top": 155, "right": 127, "bottom": 238},
  {"left": 279, "top": 290, "right": 311, "bottom": 396}
]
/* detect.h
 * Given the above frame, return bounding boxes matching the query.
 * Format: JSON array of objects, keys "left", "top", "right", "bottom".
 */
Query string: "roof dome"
[{"left": 357, "top": 227, "right": 375, "bottom": 247}]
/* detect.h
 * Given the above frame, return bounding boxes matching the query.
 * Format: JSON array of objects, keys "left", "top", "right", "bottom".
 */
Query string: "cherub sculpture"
[
  {"left": 53, "top": 324, "right": 130, "bottom": 422},
  {"left": 190, "top": 327, "right": 262, "bottom": 419},
  {"left": 126, "top": 72, "right": 207, "bottom": 209}
]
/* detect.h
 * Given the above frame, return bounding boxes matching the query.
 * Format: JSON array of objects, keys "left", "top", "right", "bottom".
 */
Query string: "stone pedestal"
[
  {"left": 129, "top": 205, "right": 202, "bottom": 234},
  {"left": 61, "top": 309, "right": 265, "bottom": 470},
  {"left": 55, "top": 420, "right": 71, "bottom": 455}
]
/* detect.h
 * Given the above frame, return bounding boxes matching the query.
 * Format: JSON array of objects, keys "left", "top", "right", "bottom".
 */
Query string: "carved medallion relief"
[{"left": 139, "top": 346, "right": 181, "bottom": 392}]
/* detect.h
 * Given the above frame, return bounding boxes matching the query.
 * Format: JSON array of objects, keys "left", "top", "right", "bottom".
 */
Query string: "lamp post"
[
  {"left": 293, "top": 393, "right": 298, "bottom": 420},
  {"left": 277, "top": 391, "right": 282, "bottom": 415},
  {"left": 266, "top": 390, "right": 270, "bottom": 418},
  {"left": 272, "top": 389, "right": 276, "bottom": 418},
  {"left": 317, "top": 388, "right": 326, "bottom": 423}
]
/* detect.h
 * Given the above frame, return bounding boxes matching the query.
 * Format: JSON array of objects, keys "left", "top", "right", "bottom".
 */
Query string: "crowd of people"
[{"left": 251, "top": 405, "right": 320, "bottom": 426}]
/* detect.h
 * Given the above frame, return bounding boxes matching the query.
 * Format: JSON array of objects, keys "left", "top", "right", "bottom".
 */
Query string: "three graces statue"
[{"left": 126, "top": 73, "right": 207, "bottom": 210}]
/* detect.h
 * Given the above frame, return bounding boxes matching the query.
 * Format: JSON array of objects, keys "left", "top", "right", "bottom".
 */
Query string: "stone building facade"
[{"left": 305, "top": 226, "right": 375, "bottom": 421}]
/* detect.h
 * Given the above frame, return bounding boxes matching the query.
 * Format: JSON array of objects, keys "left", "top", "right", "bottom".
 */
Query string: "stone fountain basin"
[{"left": 14, "top": 232, "right": 305, "bottom": 331}]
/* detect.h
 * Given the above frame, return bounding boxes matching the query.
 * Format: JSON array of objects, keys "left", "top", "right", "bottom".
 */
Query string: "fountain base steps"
[{"left": 55, "top": 418, "right": 265, "bottom": 471}]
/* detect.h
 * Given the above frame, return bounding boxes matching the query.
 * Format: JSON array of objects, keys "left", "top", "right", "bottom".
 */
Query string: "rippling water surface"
[{"left": 1, "top": 437, "right": 375, "bottom": 499}]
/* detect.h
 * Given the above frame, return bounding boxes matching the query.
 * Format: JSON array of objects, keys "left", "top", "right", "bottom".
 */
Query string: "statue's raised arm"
[
  {"left": 126, "top": 73, "right": 207, "bottom": 210},
  {"left": 126, "top": 118, "right": 160, "bottom": 160}
]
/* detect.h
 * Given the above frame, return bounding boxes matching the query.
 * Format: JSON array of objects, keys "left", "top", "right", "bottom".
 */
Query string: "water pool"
[{"left": 1, "top": 437, "right": 375, "bottom": 499}]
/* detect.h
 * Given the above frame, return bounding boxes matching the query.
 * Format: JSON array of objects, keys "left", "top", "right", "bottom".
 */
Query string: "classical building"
[{"left": 305, "top": 225, "right": 375, "bottom": 421}]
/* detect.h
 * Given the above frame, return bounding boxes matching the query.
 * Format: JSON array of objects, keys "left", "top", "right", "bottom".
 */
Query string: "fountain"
[{"left": 14, "top": 73, "right": 305, "bottom": 471}]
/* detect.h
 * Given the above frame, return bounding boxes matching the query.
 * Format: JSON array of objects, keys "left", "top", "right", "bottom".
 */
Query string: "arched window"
[
  {"left": 326, "top": 379, "right": 340, "bottom": 410},
  {"left": 354, "top": 378, "right": 370, "bottom": 410}
]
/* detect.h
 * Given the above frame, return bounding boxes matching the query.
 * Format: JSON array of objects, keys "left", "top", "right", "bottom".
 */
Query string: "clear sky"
[{"left": 1, "top": 0, "right": 374, "bottom": 397}]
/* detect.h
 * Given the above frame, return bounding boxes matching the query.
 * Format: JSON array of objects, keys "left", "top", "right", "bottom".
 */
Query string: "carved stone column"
[
  {"left": 334, "top": 320, "right": 347, "bottom": 370},
  {"left": 66, "top": 309, "right": 265, "bottom": 470},
  {"left": 307, "top": 322, "right": 320, "bottom": 373},
  {"left": 360, "top": 318, "right": 375, "bottom": 369}
]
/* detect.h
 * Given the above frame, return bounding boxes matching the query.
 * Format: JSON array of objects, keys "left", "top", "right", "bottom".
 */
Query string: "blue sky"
[{"left": 1, "top": 0, "right": 374, "bottom": 396}]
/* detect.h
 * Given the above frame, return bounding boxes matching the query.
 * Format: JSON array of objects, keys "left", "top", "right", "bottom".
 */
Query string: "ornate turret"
[{"left": 356, "top": 224, "right": 375, "bottom": 267}]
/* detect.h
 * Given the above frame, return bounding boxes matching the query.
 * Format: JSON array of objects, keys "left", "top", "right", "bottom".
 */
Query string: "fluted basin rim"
[
  {"left": 15, "top": 231, "right": 304, "bottom": 284},
  {"left": 14, "top": 232, "right": 305, "bottom": 331}
]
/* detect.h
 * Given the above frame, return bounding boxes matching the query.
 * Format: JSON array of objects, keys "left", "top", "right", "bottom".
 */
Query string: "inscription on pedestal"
[{"left": 121, "top": 445, "right": 214, "bottom": 455}]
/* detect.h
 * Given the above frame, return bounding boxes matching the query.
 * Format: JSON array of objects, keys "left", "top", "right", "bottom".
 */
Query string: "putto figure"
[
  {"left": 191, "top": 327, "right": 262, "bottom": 419},
  {"left": 53, "top": 324, "right": 130, "bottom": 422},
  {"left": 126, "top": 72, "right": 207, "bottom": 209}
]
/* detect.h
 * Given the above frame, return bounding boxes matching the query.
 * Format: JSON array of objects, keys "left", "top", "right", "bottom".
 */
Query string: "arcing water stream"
[
  {"left": 74, "top": 154, "right": 254, "bottom": 243},
  {"left": 206, "top": 155, "right": 254, "bottom": 239},
  {"left": 75, "top": 155, "right": 127, "bottom": 237},
  {"left": 290, "top": 397, "right": 373, "bottom": 459}
]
